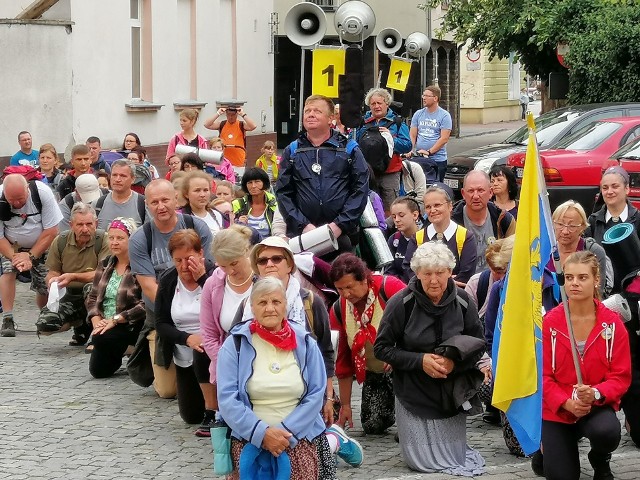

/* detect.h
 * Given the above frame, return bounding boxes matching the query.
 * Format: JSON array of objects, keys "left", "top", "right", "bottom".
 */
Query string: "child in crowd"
[
  {"left": 255, "top": 140, "right": 279, "bottom": 186},
  {"left": 207, "top": 138, "right": 236, "bottom": 182},
  {"left": 214, "top": 180, "right": 235, "bottom": 203},
  {"left": 96, "top": 170, "right": 110, "bottom": 190}
]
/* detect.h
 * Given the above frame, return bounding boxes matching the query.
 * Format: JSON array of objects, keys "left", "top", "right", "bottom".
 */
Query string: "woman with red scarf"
[
  {"left": 217, "top": 277, "right": 327, "bottom": 479},
  {"left": 329, "top": 253, "right": 406, "bottom": 434}
]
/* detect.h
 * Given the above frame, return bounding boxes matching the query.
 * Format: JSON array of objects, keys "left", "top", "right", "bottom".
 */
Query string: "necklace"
[{"left": 227, "top": 272, "right": 253, "bottom": 287}]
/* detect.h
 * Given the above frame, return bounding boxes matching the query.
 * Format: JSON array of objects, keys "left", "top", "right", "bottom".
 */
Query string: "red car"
[
  {"left": 506, "top": 117, "right": 640, "bottom": 210},
  {"left": 601, "top": 135, "right": 640, "bottom": 209}
]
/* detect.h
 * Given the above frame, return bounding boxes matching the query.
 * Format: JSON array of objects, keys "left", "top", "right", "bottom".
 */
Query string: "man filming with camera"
[{"left": 0, "top": 174, "right": 62, "bottom": 337}]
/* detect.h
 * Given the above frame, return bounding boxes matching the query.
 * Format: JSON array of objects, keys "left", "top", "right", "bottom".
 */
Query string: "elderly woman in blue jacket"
[{"left": 217, "top": 276, "right": 327, "bottom": 479}]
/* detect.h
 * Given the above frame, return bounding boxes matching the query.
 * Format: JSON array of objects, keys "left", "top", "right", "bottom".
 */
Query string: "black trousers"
[
  {"left": 89, "top": 323, "right": 142, "bottom": 379},
  {"left": 542, "top": 407, "right": 621, "bottom": 480},
  {"left": 175, "top": 365, "right": 205, "bottom": 424}
]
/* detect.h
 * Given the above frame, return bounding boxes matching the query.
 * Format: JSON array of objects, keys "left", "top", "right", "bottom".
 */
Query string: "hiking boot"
[
  {"left": 35, "top": 314, "right": 64, "bottom": 335},
  {"left": 327, "top": 424, "right": 364, "bottom": 467},
  {"left": 1, "top": 317, "right": 15, "bottom": 337},
  {"left": 195, "top": 411, "right": 217, "bottom": 438},
  {"left": 588, "top": 451, "right": 614, "bottom": 480}
]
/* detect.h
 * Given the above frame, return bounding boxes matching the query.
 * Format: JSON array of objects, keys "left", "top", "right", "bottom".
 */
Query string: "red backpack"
[{"left": 2, "top": 165, "right": 43, "bottom": 182}]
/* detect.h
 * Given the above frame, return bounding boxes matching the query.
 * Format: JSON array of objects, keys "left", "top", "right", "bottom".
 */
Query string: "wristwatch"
[
  {"left": 28, "top": 253, "right": 36, "bottom": 262},
  {"left": 112, "top": 314, "right": 123, "bottom": 326},
  {"left": 427, "top": 149, "right": 432, "bottom": 156},
  {"left": 593, "top": 388, "right": 602, "bottom": 402}
]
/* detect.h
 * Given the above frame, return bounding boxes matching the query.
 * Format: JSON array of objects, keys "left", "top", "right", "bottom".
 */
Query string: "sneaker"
[
  {"left": 327, "top": 424, "right": 363, "bottom": 467},
  {"left": 1, "top": 317, "right": 15, "bottom": 337},
  {"left": 195, "top": 414, "right": 216, "bottom": 437}
]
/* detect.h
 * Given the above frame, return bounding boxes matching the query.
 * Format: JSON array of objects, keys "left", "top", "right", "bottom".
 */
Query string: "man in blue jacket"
[{"left": 276, "top": 95, "right": 369, "bottom": 259}]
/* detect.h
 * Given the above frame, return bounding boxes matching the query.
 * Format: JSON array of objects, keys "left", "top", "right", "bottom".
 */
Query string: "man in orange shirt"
[{"left": 204, "top": 105, "right": 257, "bottom": 167}]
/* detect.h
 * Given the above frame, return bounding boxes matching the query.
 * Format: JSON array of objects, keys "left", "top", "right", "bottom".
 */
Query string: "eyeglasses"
[
  {"left": 256, "top": 255, "right": 287, "bottom": 266},
  {"left": 422, "top": 94, "right": 435, "bottom": 98},
  {"left": 553, "top": 222, "right": 583, "bottom": 232}
]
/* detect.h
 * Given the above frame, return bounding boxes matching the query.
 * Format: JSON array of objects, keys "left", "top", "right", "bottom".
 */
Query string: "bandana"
[
  {"left": 108, "top": 217, "right": 135, "bottom": 237},
  {"left": 249, "top": 319, "right": 297, "bottom": 351},
  {"left": 350, "top": 288, "right": 378, "bottom": 384}
]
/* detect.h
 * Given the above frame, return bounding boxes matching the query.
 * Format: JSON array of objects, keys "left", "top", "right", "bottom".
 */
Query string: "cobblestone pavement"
[{"left": 2, "top": 284, "right": 638, "bottom": 479}]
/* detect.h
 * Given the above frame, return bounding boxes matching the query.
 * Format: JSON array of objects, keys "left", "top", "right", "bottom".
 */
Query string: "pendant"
[
  {"left": 311, "top": 163, "right": 322, "bottom": 174},
  {"left": 436, "top": 233, "right": 444, "bottom": 241},
  {"left": 269, "top": 362, "right": 281, "bottom": 373},
  {"left": 612, "top": 216, "right": 620, "bottom": 223}
]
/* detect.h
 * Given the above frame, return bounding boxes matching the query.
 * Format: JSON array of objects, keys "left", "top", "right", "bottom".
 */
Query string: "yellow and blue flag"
[{"left": 492, "top": 112, "right": 555, "bottom": 455}]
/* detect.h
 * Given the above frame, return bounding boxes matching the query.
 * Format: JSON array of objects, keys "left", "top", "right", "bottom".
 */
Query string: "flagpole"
[{"left": 526, "top": 112, "right": 583, "bottom": 385}]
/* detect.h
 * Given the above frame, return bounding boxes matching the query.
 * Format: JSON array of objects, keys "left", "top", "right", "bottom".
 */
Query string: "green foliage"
[
  {"left": 419, "top": 0, "right": 639, "bottom": 94},
  {"left": 566, "top": 2, "right": 640, "bottom": 103}
]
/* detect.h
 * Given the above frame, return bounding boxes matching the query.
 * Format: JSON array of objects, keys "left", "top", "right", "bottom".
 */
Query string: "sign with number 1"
[
  {"left": 386, "top": 57, "right": 413, "bottom": 92},
  {"left": 312, "top": 48, "right": 346, "bottom": 98}
]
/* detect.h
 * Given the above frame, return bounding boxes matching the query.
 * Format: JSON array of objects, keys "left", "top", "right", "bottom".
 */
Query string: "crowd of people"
[{"left": 1, "top": 89, "right": 638, "bottom": 480}]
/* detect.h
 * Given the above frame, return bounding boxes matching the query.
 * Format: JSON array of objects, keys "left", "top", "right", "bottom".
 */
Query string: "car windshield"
[
  {"left": 503, "top": 109, "right": 583, "bottom": 147},
  {"left": 613, "top": 135, "right": 640, "bottom": 159},
  {"left": 552, "top": 121, "right": 621, "bottom": 150}
]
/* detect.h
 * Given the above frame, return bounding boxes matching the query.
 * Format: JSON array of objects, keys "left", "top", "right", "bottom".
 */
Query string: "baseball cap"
[{"left": 75, "top": 174, "right": 101, "bottom": 203}]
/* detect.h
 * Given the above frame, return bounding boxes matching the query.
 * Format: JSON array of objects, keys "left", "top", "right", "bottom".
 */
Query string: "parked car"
[
  {"left": 506, "top": 117, "right": 640, "bottom": 210},
  {"left": 443, "top": 103, "right": 640, "bottom": 197},
  {"left": 601, "top": 135, "right": 640, "bottom": 210}
]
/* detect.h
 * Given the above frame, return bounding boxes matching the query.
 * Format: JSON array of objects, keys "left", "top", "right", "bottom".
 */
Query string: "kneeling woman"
[
  {"left": 217, "top": 277, "right": 327, "bottom": 479},
  {"left": 374, "top": 242, "right": 486, "bottom": 476},
  {"left": 87, "top": 218, "right": 145, "bottom": 378},
  {"left": 155, "top": 230, "right": 216, "bottom": 434},
  {"left": 542, "top": 251, "right": 631, "bottom": 480}
]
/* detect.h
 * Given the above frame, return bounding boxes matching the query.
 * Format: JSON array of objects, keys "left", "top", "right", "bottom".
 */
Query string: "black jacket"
[
  {"left": 276, "top": 130, "right": 369, "bottom": 236},
  {"left": 374, "top": 277, "right": 485, "bottom": 419},
  {"left": 154, "top": 259, "right": 216, "bottom": 368},
  {"left": 585, "top": 201, "right": 640, "bottom": 244}
]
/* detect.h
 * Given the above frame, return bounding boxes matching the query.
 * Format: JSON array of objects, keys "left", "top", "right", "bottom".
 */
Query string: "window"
[
  {"left": 307, "top": 0, "right": 336, "bottom": 11},
  {"left": 554, "top": 121, "right": 621, "bottom": 151},
  {"left": 131, "top": 0, "right": 141, "bottom": 99},
  {"left": 507, "top": 52, "right": 520, "bottom": 101}
]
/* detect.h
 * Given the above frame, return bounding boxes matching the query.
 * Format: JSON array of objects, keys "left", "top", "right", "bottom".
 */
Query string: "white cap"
[{"left": 75, "top": 174, "right": 101, "bottom": 203}]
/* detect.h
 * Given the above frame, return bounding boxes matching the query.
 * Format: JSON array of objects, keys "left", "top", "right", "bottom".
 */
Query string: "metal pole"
[{"left": 298, "top": 48, "right": 306, "bottom": 132}]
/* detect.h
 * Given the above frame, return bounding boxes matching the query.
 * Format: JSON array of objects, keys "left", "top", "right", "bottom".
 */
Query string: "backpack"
[
  {"left": 142, "top": 214, "right": 195, "bottom": 257},
  {"left": 476, "top": 269, "right": 492, "bottom": 310},
  {"left": 358, "top": 117, "right": 403, "bottom": 175},
  {"left": 57, "top": 229, "right": 105, "bottom": 257},
  {"left": 0, "top": 181, "right": 42, "bottom": 222},
  {"left": 289, "top": 138, "right": 358, "bottom": 163},
  {"left": 133, "top": 164, "right": 153, "bottom": 188},
  {"left": 2, "top": 165, "right": 43, "bottom": 182},
  {"left": 415, "top": 225, "right": 467, "bottom": 258}
]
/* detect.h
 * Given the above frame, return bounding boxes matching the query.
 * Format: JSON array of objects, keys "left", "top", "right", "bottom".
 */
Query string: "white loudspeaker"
[
  {"left": 284, "top": 2, "right": 327, "bottom": 47},
  {"left": 376, "top": 28, "right": 402, "bottom": 55},
  {"left": 334, "top": 0, "right": 376, "bottom": 43},
  {"left": 405, "top": 32, "right": 431, "bottom": 57}
]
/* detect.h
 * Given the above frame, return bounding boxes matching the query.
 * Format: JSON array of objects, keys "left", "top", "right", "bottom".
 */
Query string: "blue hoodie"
[{"left": 217, "top": 320, "right": 327, "bottom": 449}]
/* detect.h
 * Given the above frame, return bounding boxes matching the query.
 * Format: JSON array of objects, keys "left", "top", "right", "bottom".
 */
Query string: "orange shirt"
[{"left": 220, "top": 120, "right": 246, "bottom": 167}]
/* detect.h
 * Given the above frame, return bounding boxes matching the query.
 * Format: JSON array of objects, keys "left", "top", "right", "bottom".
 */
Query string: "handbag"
[{"left": 211, "top": 420, "right": 233, "bottom": 476}]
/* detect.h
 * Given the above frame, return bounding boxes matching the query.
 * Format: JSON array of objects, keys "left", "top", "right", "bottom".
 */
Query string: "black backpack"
[
  {"left": 358, "top": 117, "right": 403, "bottom": 175},
  {"left": 0, "top": 181, "right": 42, "bottom": 222}
]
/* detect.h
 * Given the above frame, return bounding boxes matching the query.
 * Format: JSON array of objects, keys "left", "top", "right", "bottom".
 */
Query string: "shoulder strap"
[
  {"left": 182, "top": 213, "right": 195, "bottom": 230},
  {"left": 57, "top": 231, "right": 71, "bottom": 257},
  {"left": 94, "top": 193, "right": 108, "bottom": 216},
  {"left": 394, "top": 115, "right": 403, "bottom": 129},
  {"left": 345, "top": 139, "right": 358, "bottom": 156},
  {"left": 143, "top": 221, "right": 153, "bottom": 257},
  {"left": 29, "top": 182, "right": 42, "bottom": 213},
  {"left": 378, "top": 276, "right": 389, "bottom": 306},
  {"left": 303, "top": 290, "right": 315, "bottom": 335},
  {"left": 457, "top": 294, "right": 469, "bottom": 316},
  {"left": 477, "top": 269, "right": 491, "bottom": 309},
  {"left": 402, "top": 292, "right": 416, "bottom": 327},
  {"left": 289, "top": 140, "right": 299, "bottom": 157},
  {"left": 455, "top": 225, "right": 467, "bottom": 258},
  {"left": 416, "top": 229, "right": 426, "bottom": 246},
  {"left": 64, "top": 193, "right": 75, "bottom": 210},
  {"left": 219, "top": 120, "right": 227, "bottom": 132},
  {"left": 402, "top": 160, "right": 415, "bottom": 184},
  {"left": 136, "top": 194, "right": 146, "bottom": 222},
  {"left": 331, "top": 298, "right": 344, "bottom": 327},
  {"left": 94, "top": 230, "right": 105, "bottom": 256}
]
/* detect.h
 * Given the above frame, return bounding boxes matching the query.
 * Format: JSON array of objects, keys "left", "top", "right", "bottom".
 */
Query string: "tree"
[{"left": 418, "top": 0, "right": 640, "bottom": 104}]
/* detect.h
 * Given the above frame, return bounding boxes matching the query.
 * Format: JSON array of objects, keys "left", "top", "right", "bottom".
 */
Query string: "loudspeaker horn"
[
  {"left": 334, "top": 0, "right": 376, "bottom": 43},
  {"left": 376, "top": 28, "right": 402, "bottom": 55},
  {"left": 284, "top": 2, "right": 327, "bottom": 47},
  {"left": 405, "top": 31, "right": 431, "bottom": 58}
]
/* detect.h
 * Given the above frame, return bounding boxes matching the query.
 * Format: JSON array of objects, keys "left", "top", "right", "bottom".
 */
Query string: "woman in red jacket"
[
  {"left": 329, "top": 253, "right": 406, "bottom": 435},
  {"left": 542, "top": 251, "right": 631, "bottom": 480}
]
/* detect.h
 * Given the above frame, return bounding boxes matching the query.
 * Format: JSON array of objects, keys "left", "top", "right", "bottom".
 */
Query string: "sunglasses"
[{"left": 256, "top": 255, "right": 287, "bottom": 266}]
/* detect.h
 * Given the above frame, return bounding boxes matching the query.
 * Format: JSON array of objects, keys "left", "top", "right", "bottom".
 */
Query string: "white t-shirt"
[
  {"left": 170, "top": 278, "right": 203, "bottom": 368},
  {"left": 196, "top": 210, "right": 224, "bottom": 236},
  {"left": 219, "top": 281, "right": 252, "bottom": 333},
  {"left": 0, "top": 181, "right": 63, "bottom": 248}
]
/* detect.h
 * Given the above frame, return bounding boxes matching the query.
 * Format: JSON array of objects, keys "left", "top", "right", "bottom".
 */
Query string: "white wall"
[{"left": 0, "top": 22, "right": 73, "bottom": 156}]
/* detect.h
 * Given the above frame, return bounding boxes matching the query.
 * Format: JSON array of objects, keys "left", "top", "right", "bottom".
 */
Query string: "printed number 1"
[
  {"left": 394, "top": 70, "right": 403, "bottom": 83},
  {"left": 322, "top": 64, "right": 335, "bottom": 87}
]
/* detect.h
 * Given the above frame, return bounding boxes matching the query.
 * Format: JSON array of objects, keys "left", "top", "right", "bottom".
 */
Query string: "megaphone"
[
  {"left": 405, "top": 31, "right": 431, "bottom": 58},
  {"left": 334, "top": 0, "right": 376, "bottom": 43},
  {"left": 284, "top": 2, "right": 327, "bottom": 47},
  {"left": 376, "top": 28, "right": 402, "bottom": 55}
]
